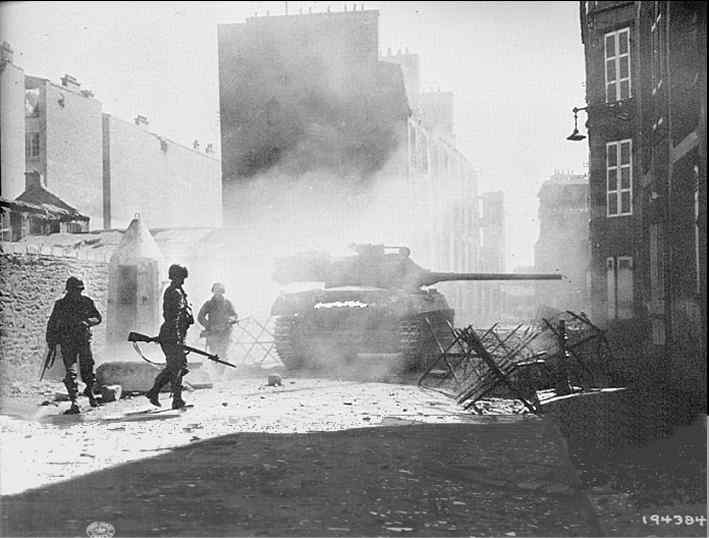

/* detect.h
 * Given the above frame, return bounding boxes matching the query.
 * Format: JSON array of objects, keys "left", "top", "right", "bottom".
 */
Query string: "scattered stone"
[
  {"left": 99, "top": 384, "right": 122, "bottom": 403},
  {"left": 267, "top": 374, "right": 282, "bottom": 387},
  {"left": 222, "top": 402, "right": 228, "bottom": 406}
]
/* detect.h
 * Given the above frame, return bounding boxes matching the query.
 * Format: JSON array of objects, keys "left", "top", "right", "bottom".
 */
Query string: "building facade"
[
  {"left": 580, "top": 1, "right": 706, "bottom": 394},
  {"left": 0, "top": 43, "right": 27, "bottom": 200},
  {"left": 217, "top": 8, "right": 408, "bottom": 190},
  {"left": 24, "top": 74, "right": 104, "bottom": 227},
  {"left": 102, "top": 114, "right": 221, "bottom": 230},
  {"left": 534, "top": 171, "right": 590, "bottom": 312},
  {"left": 1, "top": 45, "right": 222, "bottom": 232}
]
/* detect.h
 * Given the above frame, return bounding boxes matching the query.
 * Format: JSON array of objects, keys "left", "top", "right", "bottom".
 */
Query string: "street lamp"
[{"left": 566, "top": 106, "right": 588, "bottom": 141}]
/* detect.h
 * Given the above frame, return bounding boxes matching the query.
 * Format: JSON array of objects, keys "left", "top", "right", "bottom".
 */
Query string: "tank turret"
[{"left": 274, "top": 243, "right": 562, "bottom": 290}]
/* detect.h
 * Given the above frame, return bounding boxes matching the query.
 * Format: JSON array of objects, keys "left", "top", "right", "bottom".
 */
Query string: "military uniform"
[
  {"left": 197, "top": 291, "right": 237, "bottom": 375},
  {"left": 146, "top": 265, "right": 194, "bottom": 408},
  {"left": 46, "top": 278, "right": 102, "bottom": 412}
]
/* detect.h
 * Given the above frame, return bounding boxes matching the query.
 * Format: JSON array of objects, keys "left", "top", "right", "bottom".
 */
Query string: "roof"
[
  {"left": 16, "top": 182, "right": 80, "bottom": 212},
  {"left": 1, "top": 184, "right": 89, "bottom": 221}
]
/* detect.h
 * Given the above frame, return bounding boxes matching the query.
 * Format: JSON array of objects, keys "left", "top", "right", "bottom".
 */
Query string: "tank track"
[{"left": 274, "top": 316, "right": 307, "bottom": 370}]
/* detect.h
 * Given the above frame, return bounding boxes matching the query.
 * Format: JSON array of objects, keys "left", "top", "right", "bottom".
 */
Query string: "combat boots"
[
  {"left": 171, "top": 376, "right": 187, "bottom": 409},
  {"left": 145, "top": 370, "right": 171, "bottom": 407},
  {"left": 83, "top": 385, "right": 99, "bottom": 407},
  {"left": 145, "top": 387, "right": 161, "bottom": 407},
  {"left": 64, "top": 401, "right": 80, "bottom": 415}
]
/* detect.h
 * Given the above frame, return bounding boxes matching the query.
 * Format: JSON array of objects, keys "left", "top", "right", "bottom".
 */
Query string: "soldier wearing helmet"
[
  {"left": 197, "top": 282, "right": 238, "bottom": 377},
  {"left": 46, "top": 276, "right": 102, "bottom": 414},
  {"left": 145, "top": 264, "right": 194, "bottom": 409}
]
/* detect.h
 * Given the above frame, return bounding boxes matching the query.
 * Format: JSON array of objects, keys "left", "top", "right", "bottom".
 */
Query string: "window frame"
[
  {"left": 604, "top": 27, "right": 632, "bottom": 102},
  {"left": 606, "top": 139, "right": 633, "bottom": 217},
  {"left": 26, "top": 132, "right": 40, "bottom": 159}
]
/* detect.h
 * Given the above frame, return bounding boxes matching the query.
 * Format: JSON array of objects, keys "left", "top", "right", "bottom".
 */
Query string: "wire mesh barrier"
[
  {"left": 225, "top": 316, "right": 282, "bottom": 368},
  {"left": 418, "top": 311, "right": 616, "bottom": 414}
]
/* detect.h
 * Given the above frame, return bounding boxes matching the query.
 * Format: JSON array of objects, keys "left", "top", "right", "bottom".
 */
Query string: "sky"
[{"left": 0, "top": 1, "right": 588, "bottom": 268}]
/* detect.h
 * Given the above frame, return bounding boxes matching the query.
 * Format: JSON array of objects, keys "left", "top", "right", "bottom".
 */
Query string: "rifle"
[
  {"left": 40, "top": 345, "right": 57, "bottom": 381},
  {"left": 127, "top": 332, "right": 237, "bottom": 369}
]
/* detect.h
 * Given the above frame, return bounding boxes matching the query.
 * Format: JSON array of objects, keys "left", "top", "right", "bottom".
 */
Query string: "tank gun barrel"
[{"left": 419, "top": 272, "right": 563, "bottom": 286}]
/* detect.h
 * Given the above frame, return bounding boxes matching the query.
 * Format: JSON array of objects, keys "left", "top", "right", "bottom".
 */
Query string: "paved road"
[{"left": 1, "top": 377, "right": 600, "bottom": 536}]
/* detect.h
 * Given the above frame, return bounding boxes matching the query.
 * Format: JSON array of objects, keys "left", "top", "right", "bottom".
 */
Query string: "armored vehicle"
[{"left": 271, "top": 244, "right": 561, "bottom": 370}]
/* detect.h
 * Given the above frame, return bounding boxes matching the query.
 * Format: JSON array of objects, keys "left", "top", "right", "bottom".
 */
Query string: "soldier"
[
  {"left": 46, "top": 277, "right": 102, "bottom": 414},
  {"left": 197, "top": 282, "right": 238, "bottom": 377},
  {"left": 145, "top": 264, "right": 194, "bottom": 409}
]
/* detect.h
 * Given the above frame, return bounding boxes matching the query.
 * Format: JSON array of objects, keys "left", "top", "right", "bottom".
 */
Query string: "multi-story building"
[
  {"left": 218, "top": 8, "right": 487, "bottom": 323},
  {"left": 406, "top": 115, "right": 480, "bottom": 323},
  {"left": 102, "top": 114, "right": 221, "bottom": 230},
  {"left": 579, "top": 1, "right": 706, "bottom": 395},
  {"left": 382, "top": 49, "right": 482, "bottom": 324},
  {"left": 217, "top": 8, "right": 409, "bottom": 218},
  {"left": 534, "top": 171, "right": 590, "bottom": 312},
  {"left": 0, "top": 42, "right": 26, "bottom": 200},
  {"left": 1, "top": 44, "right": 222, "bottom": 231},
  {"left": 24, "top": 73, "right": 104, "bottom": 227}
]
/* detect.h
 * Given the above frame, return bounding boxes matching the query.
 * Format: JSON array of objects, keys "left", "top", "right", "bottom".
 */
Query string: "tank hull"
[{"left": 272, "top": 287, "right": 456, "bottom": 371}]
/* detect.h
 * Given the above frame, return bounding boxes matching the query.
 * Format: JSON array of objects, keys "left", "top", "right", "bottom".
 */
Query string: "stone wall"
[{"left": 0, "top": 252, "right": 108, "bottom": 388}]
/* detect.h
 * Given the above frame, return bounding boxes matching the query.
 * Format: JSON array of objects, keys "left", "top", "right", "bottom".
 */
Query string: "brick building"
[
  {"left": 534, "top": 171, "right": 590, "bottom": 312},
  {"left": 579, "top": 1, "right": 706, "bottom": 395}
]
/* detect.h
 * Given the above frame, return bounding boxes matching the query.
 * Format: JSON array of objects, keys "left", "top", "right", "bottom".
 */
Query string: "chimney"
[
  {"left": 192, "top": 140, "right": 200, "bottom": 150},
  {"left": 205, "top": 143, "right": 214, "bottom": 154},
  {"left": 25, "top": 170, "right": 45, "bottom": 190},
  {"left": 134, "top": 115, "right": 149, "bottom": 126},
  {"left": 1, "top": 41, "right": 13, "bottom": 64},
  {"left": 60, "top": 74, "right": 81, "bottom": 91}
]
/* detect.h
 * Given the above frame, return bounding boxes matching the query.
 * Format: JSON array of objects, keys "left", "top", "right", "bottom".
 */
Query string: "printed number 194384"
[{"left": 642, "top": 514, "right": 707, "bottom": 526}]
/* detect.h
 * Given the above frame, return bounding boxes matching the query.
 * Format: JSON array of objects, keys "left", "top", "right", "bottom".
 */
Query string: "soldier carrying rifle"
[
  {"left": 197, "top": 282, "right": 238, "bottom": 377},
  {"left": 145, "top": 264, "right": 194, "bottom": 409},
  {"left": 46, "top": 277, "right": 102, "bottom": 414}
]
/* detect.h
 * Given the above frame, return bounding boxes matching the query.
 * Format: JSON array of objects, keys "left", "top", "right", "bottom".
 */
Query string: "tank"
[{"left": 270, "top": 244, "right": 562, "bottom": 370}]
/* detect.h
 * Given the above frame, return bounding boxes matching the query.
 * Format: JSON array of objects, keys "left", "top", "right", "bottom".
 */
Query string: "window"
[
  {"left": 604, "top": 28, "right": 631, "bottom": 102},
  {"left": 606, "top": 139, "right": 632, "bottom": 216},
  {"left": 606, "top": 256, "right": 634, "bottom": 320},
  {"left": 0, "top": 211, "right": 11, "bottom": 242},
  {"left": 26, "top": 132, "right": 40, "bottom": 159}
]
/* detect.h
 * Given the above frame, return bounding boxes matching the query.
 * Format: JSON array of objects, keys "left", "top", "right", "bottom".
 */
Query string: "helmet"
[
  {"left": 168, "top": 264, "right": 188, "bottom": 281},
  {"left": 211, "top": 282, "right": 226, "bottom": 294},
  {"left": 65, "top": 276, "right": 85, "bottom": 290}
]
